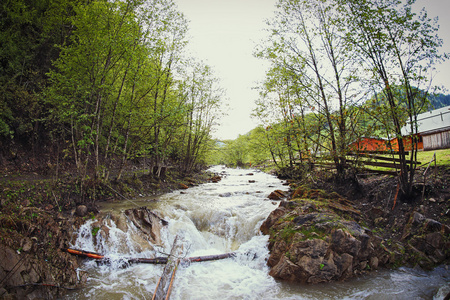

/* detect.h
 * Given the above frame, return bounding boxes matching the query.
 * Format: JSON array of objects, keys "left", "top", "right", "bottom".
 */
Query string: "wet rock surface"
[
  {"left": 0, "top": 210, "right": 88, "bottom": 299},
  {"left": 268, "top": 189, "right": 287, "bottom": 200},
  {"left": 0, "top": 205, "right": 172, "bottom": 299},
  {"left": 124, "top": 207, "right": 168, "bottom": 245},
  {"left": 0, "top": 162, "right": 213, "bottom": 299},
  {"left": 261, "top": 186, "right": 450, "bottom": 284}
]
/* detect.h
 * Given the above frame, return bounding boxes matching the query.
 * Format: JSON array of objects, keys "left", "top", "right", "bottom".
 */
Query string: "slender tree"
[
  {"left": 178, "top": 61, "right": 224, "bottom": 173},
  {"left": 255, "top": 0, "right": 361, "bottom": 176}
]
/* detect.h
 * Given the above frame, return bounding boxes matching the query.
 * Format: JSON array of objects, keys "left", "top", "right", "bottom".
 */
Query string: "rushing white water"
[{"left": 66, "top": 166, "right": 450, "bottom": 299}]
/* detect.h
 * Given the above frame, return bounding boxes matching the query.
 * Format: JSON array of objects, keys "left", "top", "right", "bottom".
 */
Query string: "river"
[{"left": 67, "top": 166, "right": 450, "bottom": 299}]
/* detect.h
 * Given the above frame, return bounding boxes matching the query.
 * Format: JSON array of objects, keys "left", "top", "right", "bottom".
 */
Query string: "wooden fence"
[{"left": 306, "top": 151, "right": 421, "bottom": 176}]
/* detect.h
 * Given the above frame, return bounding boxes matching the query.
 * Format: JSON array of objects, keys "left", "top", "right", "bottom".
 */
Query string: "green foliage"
[
  {"left": 1, "top": 0, "right": 226, "bottom": 182},
  {"left": 176, "top": 61, "right": 225, "bottom": 173},
  {"left": 254, "top": 0, "right": 365, "bottom": 173},
  {"left": 221, "top": 135, "right": 250, "bottom": 167},
  {"left": 91, "top": 227, "right": 100, "bottom": 236},
  {"left": 210, "top": 127, "right": 273, "bottom": 168},
  {"left": 2, "top": 0, "right": 446, "bottom": 190},
  {"left": 247, "top": 126, "right": 273, "bottom": 165},
  {"left": 0, "top": 0, "right": 81, "bottom": 145}
]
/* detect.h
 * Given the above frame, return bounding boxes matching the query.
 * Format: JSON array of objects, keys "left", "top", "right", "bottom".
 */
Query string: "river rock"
[
  {"left": 179, "top": 183, "right": 189, "bottom": 189},
  {"left": 0, "top": 214, "right": 87, "bottom": 299},
  {"left": 124, "top": 207, "right": 168, "bottom": 245},
  {"left": 369, "top": 256, "right": 379, "bottom": 269},
  {"left": 425, "top": 219, "right": 442, "bottom": 232},
  {"left": 75, "top": 205, "right": 88, "bottom": 217},
  {"left": 331, "top": 229, "right": 361, "bottom": 257},
  {"left": 21, "top": 238, "right": 33, "bottom": 252},
  {"left": 412, "top": 212, "right": 425, "bottom": 225},
  {"left": 268, "top": 190, "right": 286, "bottom": 200},
  {"left": 425, "top": 232, "right": 444, "bottom": 249},
  {"left": 260, "top": 206, "right": 288, "bottom": 235},
  {"left": 261, "top": 186, "right": 387, "bottom": 284},
  {"left": 209, "top": 175, "right": 222, "bottom": 183},
  {"left": 109, "top": 213, "right": 129, "bottom": 232}
]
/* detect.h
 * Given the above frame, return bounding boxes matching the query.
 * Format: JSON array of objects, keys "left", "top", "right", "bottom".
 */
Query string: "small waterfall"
[
  {"left": 67, "top": 166, "right": 450, "bottom": 300},
  {"left": 72, "top": 216, "right": 157, "bottom": 258}
]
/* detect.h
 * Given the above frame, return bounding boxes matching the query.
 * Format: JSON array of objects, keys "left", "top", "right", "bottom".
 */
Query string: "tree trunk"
[{"left": 152, "top": 235, "right": 183, "bottom": 300}]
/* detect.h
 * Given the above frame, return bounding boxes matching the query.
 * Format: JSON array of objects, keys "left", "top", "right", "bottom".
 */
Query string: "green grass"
[
  {"left": 416, "top": 149, "right": 450, "bottom": 167},
  {"left": 257, "top": 148, "right": 450, "bottom": 175},
  {"left": 349, "top": 149, "right": 450, "bottom": 174}
]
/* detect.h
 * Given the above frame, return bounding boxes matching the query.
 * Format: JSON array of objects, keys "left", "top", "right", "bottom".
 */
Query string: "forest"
[
  {"left": 1, "top": 0, "right": 448, "bottom": 198},
  {"left": 1, "top": 0, "right": 225, "bottom": 181}
]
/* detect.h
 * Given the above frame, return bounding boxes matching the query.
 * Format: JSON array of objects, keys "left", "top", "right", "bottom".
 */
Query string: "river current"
[{"left": 67, "top": 166, "right": 449, "bottom": 299}]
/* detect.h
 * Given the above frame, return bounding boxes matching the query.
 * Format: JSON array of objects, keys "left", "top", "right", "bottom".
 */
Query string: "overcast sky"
[{"left": 174, "top": 0, "right": 450, "bottom": 140}]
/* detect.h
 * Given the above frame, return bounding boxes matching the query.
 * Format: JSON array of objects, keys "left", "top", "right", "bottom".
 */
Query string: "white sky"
[{"left": 174, "top": 0, "right": 450, "bottom": 140}]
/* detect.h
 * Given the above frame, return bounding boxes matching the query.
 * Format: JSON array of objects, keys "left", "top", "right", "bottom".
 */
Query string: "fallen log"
[
  {"left": 126, "top": 257, "right": 168, "bottom": 264},
  {"left": 152, "top": 235, "right": 183, "bottom": 300},
  {"left": 127, "top": 252, "right": 236, "bottom": 265},
  {"left": 97, "top": 257, "right": 169, "bottom": 266},
  {"left": 62, "top": 247, "right": 235, "bottom": 265},
  {"left": 61, "top": 248, "right": 104, "bottom": 259},
  {"left": 185, "top": 252, "right": 235, "bottom": 263}
]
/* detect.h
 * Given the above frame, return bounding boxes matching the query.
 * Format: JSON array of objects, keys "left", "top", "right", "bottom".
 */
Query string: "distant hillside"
[{"left": 429, "top": 94, "right": 450, "bottom": 109}]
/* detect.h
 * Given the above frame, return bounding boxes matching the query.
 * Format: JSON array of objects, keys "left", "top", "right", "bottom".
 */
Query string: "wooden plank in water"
[{"left": 152, "top": 235, "right": 183, "bottom": 300}]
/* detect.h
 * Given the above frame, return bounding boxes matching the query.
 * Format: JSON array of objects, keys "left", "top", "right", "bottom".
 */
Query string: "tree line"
[
  {"left": 1, "top": 0, "right": 225, "bottom": 179},
  {"left": 217, "top": 0, "right": 447, "bottom": 199}
]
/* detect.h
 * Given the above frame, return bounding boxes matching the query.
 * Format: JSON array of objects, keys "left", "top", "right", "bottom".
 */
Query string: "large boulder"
[
  {"left": 124, "top": 207, "right": 168, "bottom": 245},
  {"left": 75, "top": 205, "right": 88, "bottom": 217},
  {"left": 261, "top": 186, "right": 388, "bottom": 283}
]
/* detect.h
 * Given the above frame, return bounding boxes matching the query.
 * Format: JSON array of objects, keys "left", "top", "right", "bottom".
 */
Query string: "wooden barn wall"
[{"left": 423, "top": 130, "right": 450, "bottom": 150}]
